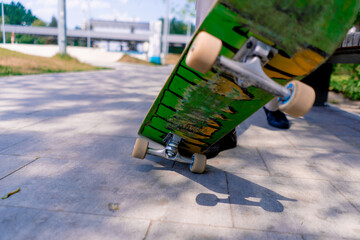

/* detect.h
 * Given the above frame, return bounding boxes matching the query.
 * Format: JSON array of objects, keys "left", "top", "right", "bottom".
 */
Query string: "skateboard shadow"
[{"left": 137, "top": 155, "right": 297, "bottom": 213}]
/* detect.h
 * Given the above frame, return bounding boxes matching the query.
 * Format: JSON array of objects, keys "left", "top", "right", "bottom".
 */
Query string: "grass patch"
[
  {"left": 0, "top": 48, "right": 104, "bottom": 77},
  {"left": 330, "top": 64, "right": 360, "bottom": 100}
]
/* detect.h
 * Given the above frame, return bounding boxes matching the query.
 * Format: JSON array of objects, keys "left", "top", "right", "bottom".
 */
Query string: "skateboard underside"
[{"left": 138, "top": 0, "right": 359, "bottom": 156}]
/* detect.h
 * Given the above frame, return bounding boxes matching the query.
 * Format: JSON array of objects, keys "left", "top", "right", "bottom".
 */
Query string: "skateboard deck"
[{"left": 138, "top": 0, "right": 359, "bottom": 156}]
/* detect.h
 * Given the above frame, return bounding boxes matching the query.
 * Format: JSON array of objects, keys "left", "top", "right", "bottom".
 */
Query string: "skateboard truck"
[
  {"left": 133, "top": 133, "right": 207, "bottom": 174},
  {"left": 149, "top": 133, "right": 191, "bottom": 164},
  {"left": 186, "top": 32, "right": 315, "bottom": 118},
  {"left": 216, "top": 37, "right": 291, "bottom": 100}
]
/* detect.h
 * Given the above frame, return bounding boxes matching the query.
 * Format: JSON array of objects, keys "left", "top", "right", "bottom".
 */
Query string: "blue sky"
[{"left": 4, "top": 0, "right": 195, "bottom": 29}]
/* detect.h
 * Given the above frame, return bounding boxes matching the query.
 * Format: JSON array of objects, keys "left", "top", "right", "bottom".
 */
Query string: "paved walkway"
[{"left": 0, "top": 64, "right": 359, "bottom": 240}]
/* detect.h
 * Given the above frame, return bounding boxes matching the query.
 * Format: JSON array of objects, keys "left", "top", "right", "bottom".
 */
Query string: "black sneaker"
[
  {"left": 263, "top": 107, "right": 290, "bottom": 129},
  {"left": 205, "top": 129, "right": 237, "bottom": 159}
]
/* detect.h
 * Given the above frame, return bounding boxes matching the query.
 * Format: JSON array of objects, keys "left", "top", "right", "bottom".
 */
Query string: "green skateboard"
[{"left": 133, "top": 0, "right": 359, "bottom": 173}]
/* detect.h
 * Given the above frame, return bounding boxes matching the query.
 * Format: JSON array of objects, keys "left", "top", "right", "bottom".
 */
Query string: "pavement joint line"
[
  {"left": 280, "top": 131, "right": 297, "bottom": 149},
  {"left": 0, "top": 203, "right": 152, "bottom": 222},
  {"left": 0, "top": 205, "right": 354, "bottom": 240},
  {"left": 281, "top": 146, "right": 360, "bottom": 155},
  {"left": 328, "top": 180, "right": 360, "bottom": 214},
  {"left": 74, "top": 133, "right": 139, "bottom": 139},
  {"left": 1, "top": 152, "right": 359, "bottom": 182},
  {"left": 142, "top": 220, "right": 153, "bottom": 240},
  {"left": 148, "top": 219, "right": 313, "bottom": 238},
  {"left": 256, "top": 147, "right": 272, "bottom": 177},
  {"left": 217, "top": 171, "right": 270, "bottom": 177},
  {"left": 225, "top": 172, "right": 235, "bottom": 228},
  {"left": 16, "top": 117, "right": 52, "bottom": 130},
  {"left": 4, "top": 201, "right": 348, "bottom": 238},
  {"left": 0, "top": 152, "right": 136, "bottom": 163},
  {"left": 224, "top": 172, "right": 360, "bottom": 183},
  {"left": 0, "top": 156, "right": 41, "bottom": 181},
  {"left": 25, "top": 110, "right": 43, "bottom": 116},
  {"left": 327, "top": 105, "right": 360, "bottom": 120}
]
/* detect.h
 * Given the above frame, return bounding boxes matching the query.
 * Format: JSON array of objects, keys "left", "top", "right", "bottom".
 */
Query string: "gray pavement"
[{"left": 0, "top": 64, "right": 360, "bottom": 239}]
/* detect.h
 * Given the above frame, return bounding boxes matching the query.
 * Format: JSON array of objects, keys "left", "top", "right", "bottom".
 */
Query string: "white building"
[{"left": 89, "top": 19, "right": 151, "bottom": 53}]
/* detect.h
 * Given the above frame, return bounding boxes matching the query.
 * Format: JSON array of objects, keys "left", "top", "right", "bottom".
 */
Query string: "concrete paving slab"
[
  {"left": 283, "top": 128, "right": 360, "bottom": 153},
  {"left": 0, "top": 155, "right": 38, "bottom": 180},
  {"left": 0, "top": 115, "right": 48, "bottom": 131},
  {"left": 339, "top": 135, "right": 360, "bottom": 149},
  {"left": 0, "top": 131, "right": 32, "bottom": 152},
  {"left": 258, "top": 148, "right": 360, "bottom": 181},
  {"left": 20, "top": 117, "right": 99, "bottom": 135},
  {"left": 1, "top": 64, "right": 360, "bottom": 239},
  {"left": 0, "top": 206, "right": 150, "bottom": 240},
  {"left": 236, "top": 123, "right": 294, "bottom": 149},
  {"left": 304, "top": 107, "right": 360, "bottom": 126},
  {"left": 209, "top": 146, "right": 270, "bottom": 176},
  {"left": 84, "top": 110, "right": 148, "bottom": 138},
  {"left": 0, "top": 155, "right": 232, "bottom": 227},
  {"left": 0, "top": 133, "right": 135, "bottom": 161},
  {"left": 331, "top": 181, "right": 360, "bottom": 213},
  {"left": 228, "top": 174, "right": 360, "bottom": 239},
  {"left": 315, "top": 123, "right": 360, "bottom": 137},
  {"left": 146, "top": 221, "right": 303, "bottom": 240},
  {"left": 0, "top": 133, "right": 69, "bottom": 158}
]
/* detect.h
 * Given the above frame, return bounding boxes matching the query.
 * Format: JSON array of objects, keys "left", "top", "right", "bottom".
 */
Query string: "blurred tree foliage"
[
  {"left": 32, "top": 19, "right": 46, "bottom": 27},
  {"left": 170, "top": 18, "right": 195, "bottom": 34},
  {"left": 2, "top": 1, "right": 37, "bottom": 25},
  {"left": 0, "top": 1, "right": 58, "bottom": 44},
  {"left": 330, "top": 64, "right": 360, "bottom": 100},
  {"left": 49, "top": 16, "right": 58, "bottom": 27},
  {"left": 172, "top": 0, "right": 196, "bottom": 20}
]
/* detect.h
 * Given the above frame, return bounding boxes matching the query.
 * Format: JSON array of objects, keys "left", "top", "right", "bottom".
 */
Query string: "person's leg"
[{"left": 263, "top": 98, "right": 290, "bottom": 129}]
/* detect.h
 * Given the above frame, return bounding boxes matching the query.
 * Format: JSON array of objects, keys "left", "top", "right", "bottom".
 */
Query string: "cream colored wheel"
[
  {"left": 190, "top": 153, "right": 207, "bottom": 174},
  {"left": 186, "top": 31, "right": 222, "bottom": 74},
  {"left": 132, "top": 138, "right": 149, "bottom": 159},
  {"left": 279, "top": 80, "right": 315, "bottom": 118}
]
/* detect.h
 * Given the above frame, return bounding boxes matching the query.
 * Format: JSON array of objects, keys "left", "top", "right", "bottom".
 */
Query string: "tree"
[
  {"left": 0, "top": 16, "right": 10, "bottom": 24},
  {"left": 178, "top": 0, "right": 196, "bottom": 19},
  {"left": 3, "top": 2, "right": 37, "bottom": 25},
  {"left": 32, "top": 19, "right": 46, "bottom": 27},
  {"left": 170, "top": 0, "right": 195, "bottom": 35},
  {"left": 170, "top": 18, "right": 187, "bottom": 35},
  {"left": 49, "top": 16, "right": 57, "bottom": 27},
  {"left": 159, "top": 17, "right": 195, "bottom": 35}
]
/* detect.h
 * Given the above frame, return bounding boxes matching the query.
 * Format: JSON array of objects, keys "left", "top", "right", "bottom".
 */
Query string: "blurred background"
[{"left": 0, "top": 0, "right": 196, "bottom": 65}]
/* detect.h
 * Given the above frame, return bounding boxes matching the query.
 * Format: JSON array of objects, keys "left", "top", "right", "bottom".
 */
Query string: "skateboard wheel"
[
  {"left": 132, "top": 138, "right": 149, "bottom": 159},
  {"left": 190, "top": 153, "right": 207, "bottom": 174},
  {"left": 186, "top": 31, "right": 222, "bottom": 74},
  {"left": 278, "top": 80, "right": 315, "bottom": 118}
]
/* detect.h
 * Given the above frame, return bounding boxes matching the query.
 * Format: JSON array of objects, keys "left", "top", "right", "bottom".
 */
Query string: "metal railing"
[{"left": 0, "top": 24, "right": 189, "bottom": 44}]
